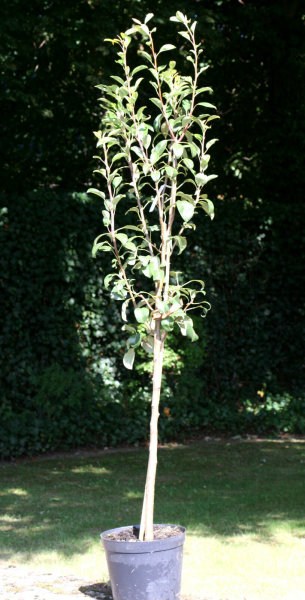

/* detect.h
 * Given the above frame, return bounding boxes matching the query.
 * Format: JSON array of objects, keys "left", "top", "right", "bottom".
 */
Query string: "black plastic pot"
[{"left": 101, "top": 524, "right": 186, "bottom": 600}]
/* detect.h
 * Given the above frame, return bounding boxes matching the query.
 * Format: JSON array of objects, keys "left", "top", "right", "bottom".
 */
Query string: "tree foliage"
[{"left": 90, "top": 11, "right": 218, "bottom": 366}]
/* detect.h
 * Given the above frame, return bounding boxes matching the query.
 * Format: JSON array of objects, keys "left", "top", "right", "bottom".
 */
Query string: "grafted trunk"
[{"left": 139, "top": 318, "right": 164, "bottom": 541}]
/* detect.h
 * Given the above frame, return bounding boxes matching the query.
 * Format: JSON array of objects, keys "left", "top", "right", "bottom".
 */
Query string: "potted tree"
[{"left": 88, "top": 11, "right": 218, "bottom": 600}]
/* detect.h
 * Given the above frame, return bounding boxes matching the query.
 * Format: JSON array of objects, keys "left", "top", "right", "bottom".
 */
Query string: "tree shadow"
[{"left": 80, "top": 582, "right": 113, "bottom": 599}]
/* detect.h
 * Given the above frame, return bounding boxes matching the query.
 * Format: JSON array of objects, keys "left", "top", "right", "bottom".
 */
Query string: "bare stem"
[
  {"left": 139, "top": 318, "right": 164, "bottom": 541},
  {"left": 163, "top": 157, "right": 177, "bottom": 300}
]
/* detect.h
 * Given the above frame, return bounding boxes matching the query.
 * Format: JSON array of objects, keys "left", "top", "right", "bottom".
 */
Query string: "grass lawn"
[{"left": 1, "top": 438, "right": 305, "bottom": 599}]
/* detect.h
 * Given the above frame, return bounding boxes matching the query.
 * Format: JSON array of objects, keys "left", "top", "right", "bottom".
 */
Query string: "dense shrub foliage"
[
  {"left": 1, "top": 1, "right": 305, "bottom": 456},
  {"left": 1, "top": 191, "right": 304, "bottom": 457}
]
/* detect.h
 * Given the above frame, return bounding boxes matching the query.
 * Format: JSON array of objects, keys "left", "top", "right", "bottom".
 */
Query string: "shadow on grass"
[{"left": 0, "top": 439, "right": 305, "bottom": 561}]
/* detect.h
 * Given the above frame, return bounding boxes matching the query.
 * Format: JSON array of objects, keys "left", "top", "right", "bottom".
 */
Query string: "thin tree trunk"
[{"left": 139, "top": 318, "right": 164, "bottom": 541}]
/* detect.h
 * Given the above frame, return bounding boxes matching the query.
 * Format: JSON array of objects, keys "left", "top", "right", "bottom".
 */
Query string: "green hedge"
[
  {"left": 0, "top": 191, "right": 208, "bottom": 457},
  {"left": 1, "top": 191, "right": 305, "bottom": 458}
]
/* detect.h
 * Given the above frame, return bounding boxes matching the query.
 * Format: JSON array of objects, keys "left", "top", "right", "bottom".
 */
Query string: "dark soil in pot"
[{"left": 104, "top": 524, "right": 183, "bottom": 542}]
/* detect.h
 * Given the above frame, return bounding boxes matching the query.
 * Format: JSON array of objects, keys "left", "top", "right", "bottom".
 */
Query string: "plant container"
[{"left": 101, "top": 524, "right": 186, "bottom": 600}]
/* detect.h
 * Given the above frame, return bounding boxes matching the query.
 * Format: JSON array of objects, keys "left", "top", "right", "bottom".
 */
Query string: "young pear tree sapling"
[{"left": 89, "top": 11, "right": 218, "bottom": 541}]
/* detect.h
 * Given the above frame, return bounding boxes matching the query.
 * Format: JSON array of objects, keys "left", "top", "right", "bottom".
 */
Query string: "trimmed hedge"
[
  {"left": 1, "top": 190, "right": 305, "bottom": 458},
  {"left": 0, "top": 191, "right": 208, "bottom": 457}
]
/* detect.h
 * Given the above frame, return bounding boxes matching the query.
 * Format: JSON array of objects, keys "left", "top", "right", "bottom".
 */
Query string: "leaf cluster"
[{"left": 89, "top": 12, "right": 218, "bottom": 368}]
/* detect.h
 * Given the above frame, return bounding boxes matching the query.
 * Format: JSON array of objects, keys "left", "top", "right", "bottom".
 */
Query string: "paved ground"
[
  {"left": 0, "top": 564, "right": 206, "bottom": 600},
  {"left": 0, "top": 565, "right": 113, "bottom": 600}
]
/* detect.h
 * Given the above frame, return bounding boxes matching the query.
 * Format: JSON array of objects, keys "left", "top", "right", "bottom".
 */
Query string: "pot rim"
[{"left": 101, "top": 523, "right": 186, "bottom": 554}]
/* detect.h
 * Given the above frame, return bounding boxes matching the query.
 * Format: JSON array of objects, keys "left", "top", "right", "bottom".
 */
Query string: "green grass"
[{"left": 1, "top": 439, "right": 305, "bottom": 599}]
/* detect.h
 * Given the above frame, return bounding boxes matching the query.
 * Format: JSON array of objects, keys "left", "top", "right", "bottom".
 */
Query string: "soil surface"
[{"left": 104, "top": 524, "right": 183, "bottom": 542}]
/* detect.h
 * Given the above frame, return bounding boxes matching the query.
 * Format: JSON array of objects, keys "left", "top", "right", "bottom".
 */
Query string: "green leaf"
[
  {"left": 125, "top": 240, "right": 137, "bottom": 251},
  {"left": 112, "top": 152, "right": 128, "bottom": 163},
  {"left": 161, "top": 122, "right": 169, "bottom": 136},
  {"left": 92, "top": 242, "right": 112, "bottom": 257},
  {"left": 102, "top": 210, "right": 110, "bottom": 227},
  {"left": 158, "top": 300, "right": 169, "bottom": 314},
  {"left": 172, "top": 143, "right": 184, "bottom": 158},
  {"left": 142, "top": 336, "right": 154, "bottom": 354},
  {"left": 123, "top": 348, "right": 135, "bottom": 370},
  {"left": 119, "top": 225, "right": 143, "bottom": 232},
  {"left": 121, "top": 298, "right": 132, "bottom": 322},
  {"left": 165, "top": 166, "right": 178, "bottom": 178},
  {"left": 125, "top": 27, "right": 139, "bottom": 36},
  {"left": 183, "top": 158, "right": 194, "bottom": 170},
  {"left": 200, "top": 198, "right": 215, "bottom": 220},
  {"left": 104, "top": 273, "right": 117, "bottom": 289},
  {"left": 207, "top": 173, "right": 218, "bottom": 184},
  {"left": 153, "top": 113, "right": 163, "bottom": 131},
  {"left": 197, "top": 102, "right": 217, "bottom": 110},
  {"left": 150, "top": 97, "right": 163, "bottom": 110},
  {"left": 110, "top": 75, "right": 125, "bottom": 85},
  {"left": 134, "top": 77, "right": 144, "bottom": 91},
  {"left": 196, "top": 87, "right": 213, "bottom": 95},
  {"left": 115, "top": 233, "right": 128, "bottom": 245},
  {"left": 150, "top": 139, "right": 167, "bottom": 164},
  {"left": 113, "top": 175, "right": 122, "bottom": 188},
  {"left": 111, "top": 282, "right": 127, "bottom": 300},
  {"left": 128, "top": 333, "right": 141, "bottom": 348},
  {"left": 177, "top": 200, "right": 194, "bottom": 222},
  {"left": 134, "top": 306, "right": 150, "bottom": 323},
  {"left": 148, "top": 256, "right": 163, "bottom": 281},
  {"left": 131, "top": 145, "right": 143, "bottom": 159},
  {"left": 177, "top": 314, "right": 197, "bottom": 341},
  {"left": 173, "top": 235, "right": 187, "bottom": 254},
  {"left": 139, "top": 50, "right": 153, "bottom": 63},
  {"left": 178, "top": 30, "right": 191, "bottom": 41},
  {"left": 158, "top": 44, "right": 176, "bottom": 54},
  {"left": 206, "top": 115, "right": 220, "bottom": 123},
  {"left": 161, "top": 317, "right": 175, "bottom": 332},
  {"left": 176, "top": 11, "right": 187, "bottom": 22},
  {"left": 189, "top": 142, "right": 199, "bottom": 158},
  {"left": 142, "top": 134, "right": 152, "bottom": 149},
  {"left": 200, "top": 154, "right": 211, "bottom": 170},
  {"left": 195, "top": 173, "right": 208, "bottom": 186},
  {"left": 198, "top": 65, "right": 209, "bottom": 75},
  {"left": 206, "top": 138, "right": 219, "bottom": 151},
  {"left": 186, "top": 323, "right": 199, "bottom": 342},
  {"left": 182, "top": 116, "right": 192, "bottom": 127},
  {"left": 151, "top": 170, "right": 161, "bottom": 182},
  {"left": 137, "top": 105, "right": 148, "bottom": 119},
  {"left": 122, "top": 324, "right": 136, "bottom": 333},
  {"left": 169, "top": 300, "right": 183, "bottom": 314},
  {"left": 104, "top": 37, "right": 120, "bottom": 44},
  {"left": 87, "top": 188, "right": 105, "bottom": 200},
  {"left": 139, "top": 24, "right": 150, "bottom": 36},
  {"left": 132, "top": 65, "right": 148, "bottom": 76},
  {"left": 144, "top": 12, "right": 154, "bottom": 24}
]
